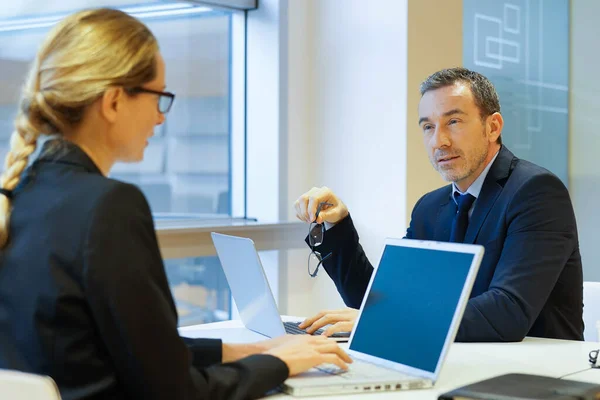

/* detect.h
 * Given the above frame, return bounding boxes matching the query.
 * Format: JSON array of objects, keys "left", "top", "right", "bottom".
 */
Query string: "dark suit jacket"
[
  {"left": 0, "top": 140, "right": 288, "bottom": 400},
  {"left": 314, "top": 146, "right": 584, "bottom": 342}
]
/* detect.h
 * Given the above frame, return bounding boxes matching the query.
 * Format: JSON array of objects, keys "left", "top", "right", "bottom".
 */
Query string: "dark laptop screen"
[{"left": 349, "top": 243, "right": 476, "bottom": 373}]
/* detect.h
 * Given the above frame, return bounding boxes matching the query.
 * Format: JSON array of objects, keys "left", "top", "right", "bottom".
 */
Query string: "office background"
[{"left": 0, "top": 0, "right": 596, "bottom": 324}]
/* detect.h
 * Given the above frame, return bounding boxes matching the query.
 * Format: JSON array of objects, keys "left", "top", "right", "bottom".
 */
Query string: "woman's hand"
[{"left": 265, "top": 335, "right": 352, "bottom": 376}]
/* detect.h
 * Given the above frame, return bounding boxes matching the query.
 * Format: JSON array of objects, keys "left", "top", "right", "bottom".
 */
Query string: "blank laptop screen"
[{"left": 349, "top": 243, "right": 475, "bottom": 373}]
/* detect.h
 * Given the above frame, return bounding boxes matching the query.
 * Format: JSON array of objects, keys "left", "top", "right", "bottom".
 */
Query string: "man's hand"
[
  {"left": 294, "top": 187, "right": 349, "bottom": 224},
  {"left": 298, "top": 308, "right": 358, "bottom": 336}
]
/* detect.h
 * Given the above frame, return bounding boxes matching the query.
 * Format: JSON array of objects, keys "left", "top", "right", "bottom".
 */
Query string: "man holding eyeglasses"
[{"left": 294, "top": 67, "right": 583, "bottom": 343}]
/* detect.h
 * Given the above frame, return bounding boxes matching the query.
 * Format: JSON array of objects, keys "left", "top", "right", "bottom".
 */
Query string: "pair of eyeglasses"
[
  {"left": 308, "top": 202, "right": 333, "bottom": 278},
  {"left": 126, "top": 87, "right": 176, "bottom": 114}
]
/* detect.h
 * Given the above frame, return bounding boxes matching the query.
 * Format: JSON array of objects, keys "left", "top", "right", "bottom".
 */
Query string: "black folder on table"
[{"left": 438, "top": 373, "right": 600, "bottom": 400}]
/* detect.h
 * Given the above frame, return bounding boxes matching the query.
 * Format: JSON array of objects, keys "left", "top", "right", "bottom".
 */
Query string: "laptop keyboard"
[
  {"left": 316, "top": 363, "right": 349, "bottom": 375},
  {"left": 317, "top": 362, "right": 382, "bottom": 378},
  {"left": 317, "top": 361, "right": 412, "bottom": 380},
  {"left": 283, "top": 321, "right": 325, "bottom": 335},
  {"left": 283, "top": 321, "right": 352, "bottom": 338}
]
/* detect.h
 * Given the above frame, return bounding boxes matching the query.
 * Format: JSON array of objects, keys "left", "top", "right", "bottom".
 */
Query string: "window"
[
  {"left": 0, "top": 0, "right": 250, "bottom": 325},
  {"left": 113, "top": 9, "right": 235, "bottom": 216},
  {"left": 165, "top": 256, "right": 231, "bottom": 325}
]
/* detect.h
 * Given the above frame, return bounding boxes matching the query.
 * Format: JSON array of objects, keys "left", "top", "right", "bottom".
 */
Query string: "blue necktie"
[{"left": 450, "top": 192, "right": 476, "bottom": 243}]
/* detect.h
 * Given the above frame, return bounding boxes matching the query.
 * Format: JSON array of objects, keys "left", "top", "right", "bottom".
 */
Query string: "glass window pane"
[
  {"left": 0, "top": 2, "right": 250, "bottom": 326},
  {"left": 0, "top": 1, "right": 234, "bottom": 216},
  {"left": 165, "top": 256, "right": 231, "bottom": 325},
  {"left": 111, "top": 9, "right": 233, "bottom": 216},
  {"left": 462, "top": 0, "right": 569, "bottom": 184}
]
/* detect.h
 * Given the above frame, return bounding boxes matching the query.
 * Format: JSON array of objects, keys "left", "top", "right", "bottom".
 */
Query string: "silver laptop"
[
  {"left": 283, "top": 238, "right": 484, "bottom": 396},
  {"left": 211, "top": 232, "right": 350, "bottom": 340}
]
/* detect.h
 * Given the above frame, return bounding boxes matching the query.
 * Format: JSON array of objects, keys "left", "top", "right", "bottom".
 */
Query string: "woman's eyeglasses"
[
  {"left": 126, "top": 87, "right": 176, "bottom": 114},
  {"left": 307, "top": 202, "right": 333, "bottom": 278}
]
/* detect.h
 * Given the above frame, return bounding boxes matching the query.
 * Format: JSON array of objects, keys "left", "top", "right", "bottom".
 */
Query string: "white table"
[
  {"left": 179, "top": 319, "right": 600, "bottom": 399},
  {"left": 568, "top": 368, "right": 600, "bottom": 384}
]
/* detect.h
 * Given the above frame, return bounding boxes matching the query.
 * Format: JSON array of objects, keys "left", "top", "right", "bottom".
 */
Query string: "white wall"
[
  {"left": 281, "top": 0, "right": 409, "bottom": 315},
  {"left": 244, "top": 0, "right": 285, "bottom": 305},
  {"left": 279, "top": 0, "right": 320, "bottom": 314},
  {"left": 246, "top": 0, "right": 282, "bottom": 223},
  {"left": 310, "top": 0, "right": 409, "bottom": 308},
  {"left": 254, "top": 0, "right": 461, "bottom": 317},
  {"left": 570, "top": 0, "right": 600, "bottom": 281}
]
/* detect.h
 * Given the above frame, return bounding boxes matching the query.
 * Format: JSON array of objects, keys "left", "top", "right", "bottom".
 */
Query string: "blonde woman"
[{"left": 0, "top": 8, "right": 350, "bottom": 400}]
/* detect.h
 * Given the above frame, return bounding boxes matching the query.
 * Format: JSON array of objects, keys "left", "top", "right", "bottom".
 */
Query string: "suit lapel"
[
  {"left": 463, "top": 181, "right": 502, "bottom": 243},
  {"left": 464, "top": 146, "right": 515, "bottom": 243}
]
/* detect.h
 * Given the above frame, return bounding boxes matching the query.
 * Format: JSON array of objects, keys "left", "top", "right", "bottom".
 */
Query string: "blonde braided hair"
[{"left": 0, "top": 8, "right": 159, "bottom": 248}]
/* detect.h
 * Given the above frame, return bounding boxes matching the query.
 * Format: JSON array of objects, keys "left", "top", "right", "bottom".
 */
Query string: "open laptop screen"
[{"left": 349, "top": 243, "right": 475, "bottom": 373}]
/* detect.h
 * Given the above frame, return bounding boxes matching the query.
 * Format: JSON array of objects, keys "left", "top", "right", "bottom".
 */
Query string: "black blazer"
[
  {"left": 0, "top": 140, "right": 288, "bottom": 400},
  {"left": 314, "top": 146, "right": 584, "bottom": 342}
]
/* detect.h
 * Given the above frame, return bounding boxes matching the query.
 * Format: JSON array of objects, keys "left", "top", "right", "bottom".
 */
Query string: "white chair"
[
  {"left": 583, "top": 281, "right": 600, "bottom": 342},
  {"left": 0, "top": 369, "right": 60, "bottom": 400}
]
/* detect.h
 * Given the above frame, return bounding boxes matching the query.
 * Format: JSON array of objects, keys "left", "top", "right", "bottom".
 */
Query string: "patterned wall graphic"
[{"left": 464, "top": 0, "right": 569, "bottom": 184}]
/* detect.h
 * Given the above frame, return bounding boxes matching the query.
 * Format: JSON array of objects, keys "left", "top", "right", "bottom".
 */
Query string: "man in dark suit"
[{"left": 294, "top": 67, "right": 583, "bottom": 342}]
